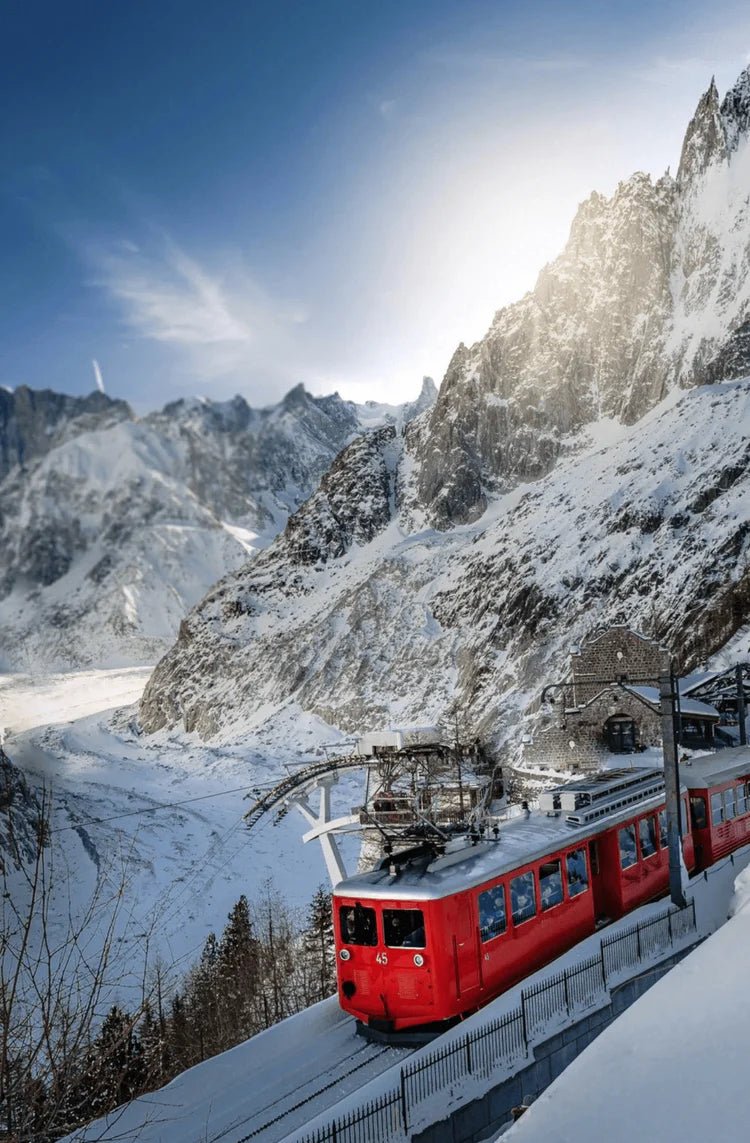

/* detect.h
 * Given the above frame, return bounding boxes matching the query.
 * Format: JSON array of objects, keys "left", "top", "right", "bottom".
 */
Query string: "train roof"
[
  {"left": 335, "top": 753, "right": 750, "bottom": 904},
  {"left": 335, "top": 767, "right": 668, "bottom": 903},
  {"left": 679, "top": 747, "right": 750, "bottom": 790}
]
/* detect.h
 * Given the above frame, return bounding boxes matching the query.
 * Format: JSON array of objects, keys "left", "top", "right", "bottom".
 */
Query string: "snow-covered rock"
[
  {"left": 140, "top": 66, "right": 750, "bottom": 746},
  {"left": 415, "top": 66, "right": 750, "bottom": 527},
  {"left": 0, "top": 382, "right": 435, "bottom": 669},
  {"left": 140, "top": 378, "right": 750, "bottom": 743}
]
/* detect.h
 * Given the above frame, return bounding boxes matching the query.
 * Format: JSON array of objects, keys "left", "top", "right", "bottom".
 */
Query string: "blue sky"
[{"left": 2, "top": 1, "right": 750, "bottom": 410}]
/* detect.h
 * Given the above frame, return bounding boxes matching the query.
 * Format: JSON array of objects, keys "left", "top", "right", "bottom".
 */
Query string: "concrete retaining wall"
[{"left": 413, "top": 942, "right": 700, "bottom": 1143}]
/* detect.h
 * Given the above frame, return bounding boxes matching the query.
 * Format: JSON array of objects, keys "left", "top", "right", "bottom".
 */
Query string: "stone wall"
[{"left": 571, "top": 626, "right": 670, "bottom": 708}]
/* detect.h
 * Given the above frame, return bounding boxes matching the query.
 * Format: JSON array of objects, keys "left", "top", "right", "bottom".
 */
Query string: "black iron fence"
[{"left": 295, "top": 898, "right": 696, "bottom": 1143}]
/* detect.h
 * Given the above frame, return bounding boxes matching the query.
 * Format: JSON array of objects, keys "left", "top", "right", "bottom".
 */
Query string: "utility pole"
[
  {"left": 737, "top": 664, "right": 748, "bottom": 747},
  {"left": 659, "top": 670, "right": 686, "bottom": 907}
]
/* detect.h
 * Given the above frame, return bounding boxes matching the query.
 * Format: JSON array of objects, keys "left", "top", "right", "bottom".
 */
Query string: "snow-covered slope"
[
  {"left": 140, "top": 67, "right": 750, "bottom": 747},
  {"left": 0, "top": 380, "right": 436, "bottom": 670},
  {"left": 415, "top": 67, "right": 750, "bottom": 527},
  {"left": 140, "top": 378, "right": 750, "bottom": 743}
]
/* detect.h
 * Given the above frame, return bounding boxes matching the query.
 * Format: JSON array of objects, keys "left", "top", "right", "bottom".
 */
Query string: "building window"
[
  {"left": 539, "top": 860, "right": 564, "bottom": 910},
  {"left": 510, "top": 871, "right": 536, "bottom": 926},
  {"left": 479, "top": 885, "right": 507, "bottom": 942},
  {"left": 605, "top": 716, "right": 637, "bottom": 753},
  {"left": 619, "top": 824, "right": 638, "bottom": 868}
]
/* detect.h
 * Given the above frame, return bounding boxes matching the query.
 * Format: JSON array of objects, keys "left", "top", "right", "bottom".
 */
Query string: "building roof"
[{"left": 625, "top": 684, "right": 720, "bottom": 719}]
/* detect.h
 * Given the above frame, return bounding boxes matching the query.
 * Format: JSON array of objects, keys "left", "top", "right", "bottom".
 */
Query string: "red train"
[{"left": 333, "top": 751, "right": 750, "bottom": 1035}]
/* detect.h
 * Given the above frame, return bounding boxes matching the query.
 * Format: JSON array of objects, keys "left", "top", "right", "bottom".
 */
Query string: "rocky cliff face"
[
  {"left": 0, "top": 382, "right": 434, "bottom": 669},
  {"left": 140, "top": 378, "right": 750, "bottom": 742},
  {"left": 0, "top": 387, "right": 132, "bottom": 480},
  {"left": 415, "top": 66, "right": 750, "bottom": 528},
  {"left": 139, "top": 67, "right": 750, "bottom": 747}
]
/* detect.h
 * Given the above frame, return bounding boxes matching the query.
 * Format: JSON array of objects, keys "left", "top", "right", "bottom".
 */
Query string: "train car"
[
  {"left": 334, "top": 752, "right": 750, "bottom": 1036},
  {"left": 683, "top": 752, "right": 750, "bottom": 868},
  {"left": 334, "top": 767, "right": 694, "bottom": 1035}
]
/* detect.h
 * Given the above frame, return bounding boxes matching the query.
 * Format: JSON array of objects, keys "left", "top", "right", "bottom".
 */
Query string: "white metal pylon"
[{"left": 287, "top": 774, "right": 360, "bottom": 887}]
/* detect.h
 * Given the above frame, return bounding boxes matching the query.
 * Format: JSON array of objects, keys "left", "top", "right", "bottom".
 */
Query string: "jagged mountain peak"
[
  {"left": 677, "top": 75, "right": 727, "bottom": 185},
  {"left": 721, "top": 63, "right": 750, "bottom": 150}
]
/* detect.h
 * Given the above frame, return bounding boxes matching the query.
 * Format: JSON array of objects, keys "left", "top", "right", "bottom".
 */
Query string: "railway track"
[{"left": 205, "top": 1015, "right": 410, "bottom": 1143}]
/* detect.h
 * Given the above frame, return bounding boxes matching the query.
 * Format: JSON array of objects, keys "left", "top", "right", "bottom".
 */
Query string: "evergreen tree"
[
  {"left": 302, "top": 886, "right": 335, "bottom": 1005},
  {"left": 217, "top": 896, "right": 260, "bottom": 1039}
]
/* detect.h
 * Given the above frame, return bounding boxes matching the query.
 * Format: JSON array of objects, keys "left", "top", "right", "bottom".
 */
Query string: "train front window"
[
  {"left": 711, "top": 792, "right": 724, "bottom": 826},
  {"left": 639, "top": 816, "right": 657, "bottom": 858},
  {"left": 383, "top": 909, "right": 425, "bottom": 948},
  {"left": 566, "top": 850, "right": 588, "bottom": 896},
  {"left": 339, "top": 904, "right": 378, "bottom": 946},
  {"left": 510, "top": 871, "right": 536, "bottom": 925},
  {"left": 618, "top": 824, "right": 638, "bottom": 869},
  {"left": 737, "top": 784, "right": 748, "bottom": 816},
  {"left": 539, "top": 860, "right": 563, "bottom": 911},
  {"left": 725, "top": 789, "right": 735, "bottom": 820},
  {"left": 479, "top": 885, "right": 507, "bottom": 941}
]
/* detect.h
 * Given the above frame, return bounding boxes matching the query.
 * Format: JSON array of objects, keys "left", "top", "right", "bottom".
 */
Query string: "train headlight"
[
  {"left": 413, "top": 954, "right": 424, "bottom": 967},
  {"left": 339, "top": 949, "right": 351, "bottom": 961}
]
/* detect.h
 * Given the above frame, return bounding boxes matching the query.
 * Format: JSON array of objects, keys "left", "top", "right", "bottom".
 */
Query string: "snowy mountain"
[
  {"left": 140, "top": 67, "right": 750, "bottom": 746},
  {"left": 140, "top": 378, "right": 750, "bottom": 743},
  {"left": 416, "top": 67, "right": 750, "bottom": 527},
  {"left": 0, "top": 379, "right": 436, "bottom": 670}
]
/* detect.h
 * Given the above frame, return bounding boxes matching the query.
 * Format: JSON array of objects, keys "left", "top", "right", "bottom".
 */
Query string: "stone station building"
[{"left": 520, "top": 627, "right": 720, "bottom": 774}]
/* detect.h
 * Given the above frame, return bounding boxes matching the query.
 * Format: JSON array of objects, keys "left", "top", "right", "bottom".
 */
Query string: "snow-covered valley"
[{"left": 0, "top": 669, "right": 362, "bottom": 1002}]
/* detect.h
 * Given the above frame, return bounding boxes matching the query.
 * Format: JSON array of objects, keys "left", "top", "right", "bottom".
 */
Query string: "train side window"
[
  {"left": 618, "top": 824, "right": 638, "bottom": 868},
  {"left": 566, "top": 850, "right": 589, "bottom": 896},
  {"left": 510, "top": 871, "right": 536, "bottom": 926},
  {"left": 639, "top": 816, "right": 658, "bottom": 858},
  {"left": 658, "top": 809, "right": 668, "bottom": 848},
  {"left": 383, "top": 909, "right": 425, "bottom": 948},
  {"left": 690, "top": 797, "right": 707, "bottom": 830},
  {"left": 725, "top": 788, "right": 736, "bottom": 820},
  {"left": 737, "top": 784, "right": 748, "bottom": 816},
  {"left": 339, "top": 904, "right": 378, "bottom": 946},
  {"left": 479, "top": 885, "right": 507, "bottom": 942},
  {"left": 711, "top": 791, "right": 724, "bottom": 826},
  {"left": 539, "top": 860, "right": 564, "bottom": 910}
]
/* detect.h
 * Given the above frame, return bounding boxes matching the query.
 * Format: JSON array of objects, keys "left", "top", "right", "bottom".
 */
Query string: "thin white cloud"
[{"left": 88, "top": 235, "right": 308, "bottom": 384}]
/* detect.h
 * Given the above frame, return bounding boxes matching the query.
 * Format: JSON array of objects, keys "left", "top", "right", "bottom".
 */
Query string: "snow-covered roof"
[
  {"left": 679, "top": 747, "right": 750, "bottom": 790},
  {"left": 625, "top": 685, "right": 720, "bottom": 719}
]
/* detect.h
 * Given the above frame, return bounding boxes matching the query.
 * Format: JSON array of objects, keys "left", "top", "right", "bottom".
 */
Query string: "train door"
[
  {"left": 588, "top": 839, "right": 609, "bottom": 922},
  {"left": 451, "top": 896, "right": 481, "bottom": 1002}
]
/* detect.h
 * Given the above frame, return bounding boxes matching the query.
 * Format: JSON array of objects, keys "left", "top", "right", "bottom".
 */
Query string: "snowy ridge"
[
  {"left": 140, "top": 378, "right": 750, "bottom": 745},
  {"left": 413, "top": 66, "right": 750, "bottom": 528},
  {"left": 0, "top": 380, "right": 435, "bottom": 670}
]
